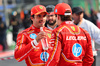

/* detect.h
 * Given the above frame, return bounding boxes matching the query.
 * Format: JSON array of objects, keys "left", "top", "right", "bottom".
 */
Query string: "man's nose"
[
  {"left": 49, "top": 16, "right": 52, "bottom": 19},
  {"left": 40, "top": 16, "right": 44, "bottom": 20}
]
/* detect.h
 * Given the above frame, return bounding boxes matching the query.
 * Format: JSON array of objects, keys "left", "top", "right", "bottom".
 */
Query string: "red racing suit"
[
  {"left": 46, "top": 21, "right": 94, "bottom": 66},
  {"left": 14, "top": 25, "right": 52, "bottom": 66}
]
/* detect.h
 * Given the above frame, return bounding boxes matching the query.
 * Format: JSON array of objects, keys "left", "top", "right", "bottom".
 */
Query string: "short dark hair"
[
  {"left": 31, "top": 15, "right": 34, "bottom": 24},
  {"left": 31, "top": 15, "right": 34, "bottom": 18},
  {"left": 56, "top": 11, "right": 72, "bottom": 21},
  {"left": 72, "top": 7, "right": 84, "bottom": 14}
]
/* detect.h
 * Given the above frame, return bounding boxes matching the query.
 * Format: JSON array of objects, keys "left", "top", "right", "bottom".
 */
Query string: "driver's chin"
[
  {"left": 49, "top": 21, "right": 54, "bottom": 24},
  {"left": 38, "top": 22, "right": 44, "bottom": 27}
]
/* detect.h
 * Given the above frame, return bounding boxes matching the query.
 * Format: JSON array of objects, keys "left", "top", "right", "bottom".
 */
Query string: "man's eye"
[
  {"left": 46, "top": 15, "right": 50, "bottom": 17},
  {"left": 50, "top": 15, "right": 53, "bottom": 17},
  {"left": 37, "top": 15, "right": 41, "bottom": 17},
  {"left": 43, "top": 15, "right": 46, "bottom": 17}
]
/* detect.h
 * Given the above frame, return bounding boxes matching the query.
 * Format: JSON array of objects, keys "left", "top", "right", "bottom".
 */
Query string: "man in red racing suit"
[
  {"left": 14, "top": 5, "right": 52, "bottom": 66},
  {"left": 46, "top": 3, "right": 94, "bottom": 66}
]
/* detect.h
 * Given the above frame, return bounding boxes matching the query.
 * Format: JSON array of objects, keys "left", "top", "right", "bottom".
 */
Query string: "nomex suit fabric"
[
  {"left": 46, "top": 21, "right": 94, "bottom": 66},
  {"left": 14, "top": 25, "right": 52, "bottom": 66}
]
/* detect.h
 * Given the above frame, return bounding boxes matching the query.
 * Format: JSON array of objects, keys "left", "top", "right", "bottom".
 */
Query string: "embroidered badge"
[
  {"left": 39, "top": 6, "right": 43, "bottom": 9},
  {"left": 72, "top": 43, "right": 82, "bottom": 57},
  {"left": 47, "top": 33, "right": 51, "bottom": 38},
  {"left": 30, "top": 33, "right": 37, "bottom": 39},
  {"left": 55, "top": 9, "right": 57, "bottom": 13},
  {"left": 71, "top": 26, "right": 75, "bottom": 31},
  {"left": 40, "top": 52, "right": 49, "bottom": 62}
]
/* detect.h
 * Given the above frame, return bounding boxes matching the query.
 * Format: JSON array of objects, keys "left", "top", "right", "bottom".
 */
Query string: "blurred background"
[
  {"left": 0, "top": 0, "right": 100, "bottom": 66},
  {"left": 1, "top": 0, "right": 100, "bottom": 27}
]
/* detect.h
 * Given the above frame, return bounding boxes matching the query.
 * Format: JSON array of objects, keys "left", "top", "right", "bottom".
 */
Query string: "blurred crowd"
[
  {"left": 0, "top": 6, "right": 100, "bottom": 51},
  {"left": 0, "top": 9, "right": 31, "bottom": 51}
]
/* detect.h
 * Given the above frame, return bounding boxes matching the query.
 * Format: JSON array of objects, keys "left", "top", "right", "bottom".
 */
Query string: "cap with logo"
[
  {"left": 54, "top": 3, "right": 72, "bottom": 16},
  {"left": 31, "top": 5, "right": 48, "bottom": 16},
  {"left": 72, "top": 7, "right": 84, "bottom": 14}
]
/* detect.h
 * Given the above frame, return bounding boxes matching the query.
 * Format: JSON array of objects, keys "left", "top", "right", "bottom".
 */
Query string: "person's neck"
[
  {"left": 47, "top": 23, "right": 57, "bottom": 29},
  {"left": 74, "top": 21, "right": 79, "bottom": 25},
  {"left": 78, "top": 19, "right": 83, "bottom": 26},
  {"left": 33, "top": 24, "right": 44, "bottom": 29},
  {"left": 74, "top": 19, "right": 83, "bottom": 26}
]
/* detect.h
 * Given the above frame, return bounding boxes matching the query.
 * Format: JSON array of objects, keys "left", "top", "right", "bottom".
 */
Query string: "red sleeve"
[
  {"left": 82, "top": 31, "right": 94, "bottom": 66},
  {"left": 46, "top": 31, "right": 62, "bottom": 66},
  {"left": 14, "top": 33, "right": 36, "bottom": 62}
]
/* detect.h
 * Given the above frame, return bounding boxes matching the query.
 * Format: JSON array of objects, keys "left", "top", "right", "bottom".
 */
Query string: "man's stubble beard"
[{"left": 46, "top": 20, "right": 56, "bottom": 25}]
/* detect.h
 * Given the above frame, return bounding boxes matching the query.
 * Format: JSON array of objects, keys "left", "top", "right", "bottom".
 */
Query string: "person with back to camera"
[
  {"left": 14, "top": 5, "right": 52, "bottom": 66},
  {"left": 45, "top": 5, "right": 57, "bottom": 30},
  {"left": 72, "top": 7, "right": 100, "bottom": 66},
  {"left": 45, "top": 3, "right": 94, "bottom": 66}
]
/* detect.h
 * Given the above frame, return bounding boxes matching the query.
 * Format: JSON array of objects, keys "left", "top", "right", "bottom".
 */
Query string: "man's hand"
[{"left": 36, "top": 31, "right": 47, "bottom": 43}]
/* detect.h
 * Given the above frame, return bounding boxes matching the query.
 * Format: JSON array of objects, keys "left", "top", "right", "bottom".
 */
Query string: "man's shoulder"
[
  {"left": 52, "top": 25, "right": 67, "bottom": 33},
  {"left": 83, "top": 18, "right": 95, "bottom": 26},
  {"left": 79, "top": 27, "right": 90, "bottom": 36},
  {"left": 83, "top": 18, "right": 99, "bottom": 29},
  {"left": 18, "top": 27, "right": 30, "bottom": 35}
]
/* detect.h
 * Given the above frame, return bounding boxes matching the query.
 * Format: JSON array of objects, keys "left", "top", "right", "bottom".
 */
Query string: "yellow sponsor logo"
[
  {"left": 71, "top": 26, "right": 75, "bottom": 31},
  {"left": 39, "top": 6, "right": 43, "bottom": 9},
  {"left": 47, "top": 33, "right": 51, "bottom": 38}
]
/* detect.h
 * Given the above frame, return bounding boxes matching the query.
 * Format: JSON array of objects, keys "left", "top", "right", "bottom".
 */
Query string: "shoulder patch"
[
  {"left": 30, "top": 33, "right": 37, "bottom": 39},
  {"left": 71, "top": 26, "right": 75, "bottom": 31},
  {"left": 72, "top": 43, "right": 82, "bottom": 57}
]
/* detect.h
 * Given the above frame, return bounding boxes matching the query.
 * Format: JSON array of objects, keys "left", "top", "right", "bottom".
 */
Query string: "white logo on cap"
[
  {"left": 55, "top": 9, "right": 57, "bottom": 13},
  {"left": 64, "top": 13, "right": 71, "bottom": 15},
  {"left": 31, "top": 12, "right": 33, "bottom": 14}
]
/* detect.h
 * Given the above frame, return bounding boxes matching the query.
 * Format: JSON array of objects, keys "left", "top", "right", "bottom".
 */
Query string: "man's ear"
[
  {"left": 31, "top": 17, "right": 34, "bottom": 21},
  {"left": 31, "top": 16, "right": 33, "bottom": 20},
  {"left": 57, "top": 15, "right": 60, "bottom": 20}
]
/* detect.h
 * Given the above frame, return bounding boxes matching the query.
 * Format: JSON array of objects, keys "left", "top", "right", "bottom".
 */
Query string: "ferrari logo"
[
  {"left": 71, "top": 26, "right": 75, "bottom": 31},
  {"left": 39, "top": 6, "right": 43, "bottom": 9},
  {"left": 47, "top": 33, "right": 51, "bottom": 38}
]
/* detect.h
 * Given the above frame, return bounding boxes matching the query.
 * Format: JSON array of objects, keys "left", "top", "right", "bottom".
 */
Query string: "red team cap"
[
  {"left": 31, "top": 5, "right": 48, "bottom": 15},
  {"left": 54, "top": 3, "right": 72, "bottom": 15}
]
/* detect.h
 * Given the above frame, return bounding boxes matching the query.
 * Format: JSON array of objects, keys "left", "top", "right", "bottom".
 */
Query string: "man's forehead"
[
  {"left": 75, "top": 12, "right": 83, "bottom": 15},
  {"left": 35, "top": 12, "right": 46, "bottom": 16}
]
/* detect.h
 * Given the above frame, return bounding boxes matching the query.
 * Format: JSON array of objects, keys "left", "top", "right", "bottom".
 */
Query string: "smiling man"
[{"left": 14, "top": 5, "right": 52, "bottom": 66}]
